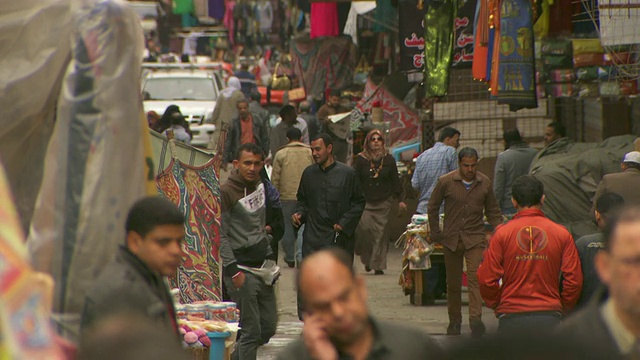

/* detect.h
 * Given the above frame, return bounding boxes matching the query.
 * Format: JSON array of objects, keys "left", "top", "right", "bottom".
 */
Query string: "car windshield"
[{"left": 144, "top": 77, "right": 217, "bottom": 101}]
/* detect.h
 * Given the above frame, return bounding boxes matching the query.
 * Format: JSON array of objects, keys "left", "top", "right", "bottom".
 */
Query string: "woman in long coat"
[{"left": 353, "top": 129, "right": 406, "bottom": 274}]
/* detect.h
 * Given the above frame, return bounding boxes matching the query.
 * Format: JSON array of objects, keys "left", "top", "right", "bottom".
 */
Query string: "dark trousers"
[
  {"left": 225, "top": 272, "right": 277, "bottom": 360},
  {"left": 498, "top": 312, "right": 562, "bottom": 335}
]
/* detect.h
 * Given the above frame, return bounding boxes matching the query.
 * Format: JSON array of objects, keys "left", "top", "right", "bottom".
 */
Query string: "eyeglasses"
[{"left": 370, "top": 137, "right": 383, "bottom": 142}]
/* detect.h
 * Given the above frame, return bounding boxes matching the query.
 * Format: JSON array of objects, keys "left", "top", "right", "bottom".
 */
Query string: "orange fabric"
[
  {"left": 478, "top": 209, "right": 583, "bottom": 315},
  {"left": 240, "top": 116, "right": 255, "bottom": 145},
  {"left": 472, "top": 0, "right": 489, "bottom": 81}
]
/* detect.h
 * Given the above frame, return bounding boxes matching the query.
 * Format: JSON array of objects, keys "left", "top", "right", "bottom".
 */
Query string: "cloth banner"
[
  {"left": 423, "top": 0, "right": 456, "bottom": 97},
  {"left": 452, "top": 0, "right": 477, "bottom": 68},
  {"left": 27, "top": 0, "right": 155, "bottom": 339},
  {"left": 0, "top": 163, "right": 62, "bottom": 359},
  {"left": 497, "top": 0, "right": 538, "bottom": 111},
  {"left": 355, "top": 79, "right": 421, "bottom": 147},
  {"left": 156, "top": 155, "right": 223, "bottom": 303},
  {"left": 291, "top": 36, "right": 357, "bottom": 99},
  {"left": 398, "top": 1, "right": 427, "bottom": 71}
]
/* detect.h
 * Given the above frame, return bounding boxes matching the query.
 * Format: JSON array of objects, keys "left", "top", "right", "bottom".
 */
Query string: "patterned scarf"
[{"left": 359, "top": 129, "right": 386, "bottom": 162}]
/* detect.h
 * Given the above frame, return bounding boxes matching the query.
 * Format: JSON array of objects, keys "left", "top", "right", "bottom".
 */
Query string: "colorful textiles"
[
  {"left": 208, "top": 0, "right": 225, "bottom": 19},
  {"left": 496, "top": 0, "right": 537, "bottom": 110},
  {"left": 310, "top": 2, "right": 339, "bottom": 38},
  {"left": 290, "top": 36, "right": 357, "bottom": 98},
  {"left": 423, "top": 0, "right": 456, "bottom": 97},
  {"left": 156, "top": 157, "right": 223, "bottom": 303}
]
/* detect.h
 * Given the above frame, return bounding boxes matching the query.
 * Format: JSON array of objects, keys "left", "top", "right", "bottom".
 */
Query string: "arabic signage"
[
  {"left": 452, "top": 0, "right": 477, "bottom": 68},
  {"left": 398, "top": 1, "right": 427, "bottom": 72}
]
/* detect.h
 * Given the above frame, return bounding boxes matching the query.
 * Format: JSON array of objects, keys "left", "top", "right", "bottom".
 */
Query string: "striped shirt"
[{"left": 411, "top": 142, "right": 458, "bottom": 213}]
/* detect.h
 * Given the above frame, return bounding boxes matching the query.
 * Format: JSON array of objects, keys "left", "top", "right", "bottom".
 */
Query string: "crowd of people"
[{"left": 106, "top": 87, "right": 640, "bottom": 360}]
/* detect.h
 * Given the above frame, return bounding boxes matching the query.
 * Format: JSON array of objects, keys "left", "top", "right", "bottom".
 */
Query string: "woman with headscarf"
[
  {"left": 353, "top": 129, "right": 406, "bottom": 275},
  {"left": 209, "top": 76, "right": 246, "bottom": 151}
]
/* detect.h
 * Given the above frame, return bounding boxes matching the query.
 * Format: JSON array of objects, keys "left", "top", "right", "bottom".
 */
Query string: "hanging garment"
[
  {"left": 255, "top": 1, "right": 273, "bottom": 32},
  {"left": 224, "top": 0, "right": 236, "bottom": 44},
  {"left": 496, "top": 0, "right": 537, "bottom": 111},
  {"left": 310, "top": 2, "right": 339, "bottom": 38},
  {"left": 174, "top": 0, "right": 195, "bottom": 14},
  {"left": 489, "top": 0, "right": 500, "bottom": 96},
  {"left": 156, "top": 156, "right": 223, "bottom": 303},
  {"left": 209, "top": 0, "right": 225, "bottom": 19},
  {"left": 423, "top": 0, "right": 456, "bottom": 97},
  {"left": 472, "top": 0, "right": 489, "bottom": 80}
]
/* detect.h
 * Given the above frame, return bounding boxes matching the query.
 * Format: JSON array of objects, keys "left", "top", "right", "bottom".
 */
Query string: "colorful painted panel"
[{"left": 157, "top": 157, "right": 222, "bottom": 303}]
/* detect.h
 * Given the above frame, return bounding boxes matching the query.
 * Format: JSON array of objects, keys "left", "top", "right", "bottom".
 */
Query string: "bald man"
[{"left": 277, "top": 248, "right": 444, "bottom": 360}]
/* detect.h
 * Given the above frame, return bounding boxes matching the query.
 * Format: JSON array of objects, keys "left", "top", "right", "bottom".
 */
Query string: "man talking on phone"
[{"left": 276, "top": 248, "right": 444, "bottom": 360}]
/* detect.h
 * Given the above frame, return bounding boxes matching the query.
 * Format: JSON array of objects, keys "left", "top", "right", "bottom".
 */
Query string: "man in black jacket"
[
  {"left": 558, "top": 205, "right": 640, "bottom": 359},
  {"left": 223, "top": 100, "right": 270, "bottom": 169},
  {"left": 81, "top": 197, "right": 184, "bottom": 337}
]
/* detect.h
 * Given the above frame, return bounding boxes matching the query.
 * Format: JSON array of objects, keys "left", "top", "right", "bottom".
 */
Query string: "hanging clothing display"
[
  {"left": 255, "top": 0, "right": 274, "bottom": 32},
  {"left": 373, "top": 0, "right": 395, "bottom": 33},
  {"left": 496, "top": 0, "right": 537, "bottom": 110},
  {"left": 472, "top": 0, "right": 489, "bottom": 80},
  {"left": 423, "top": 0, "right": 456, "bottom": 97},
  {"left": 208, "top": 0, "right": 225, "bottom": 20},
  {"left": 224, "top": 0, "right": 236, "bottom": 44},
  {"left": 310, "top": 2, "right": 339, "bottom": 39},
  {"left": 174, "top": 0, "right": 195, "bottom": 14},
  {"left": 156, "top": 157, "right": 223, "bottom": 303}
]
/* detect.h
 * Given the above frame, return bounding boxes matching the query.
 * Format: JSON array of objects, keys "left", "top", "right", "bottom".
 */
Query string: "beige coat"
[{"left": 271, "top": 142, "right": 314, "bottom": 201}]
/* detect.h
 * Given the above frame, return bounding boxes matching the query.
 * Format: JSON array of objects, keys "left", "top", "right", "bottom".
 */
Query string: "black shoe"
[
  {"left": 470, "top": 320, "right": 486, "bottom": 338},
  {"left": 286, "top": 261, "right": 295, "bottom": 268},
  {"left": 374, "top": 270, "right": 384, "bottom": 275},
  {"left": 446, "top": 322, "right": 461, "bottom": 335},
  {"left": 365, "top": 265, "right": 372, "bottom": 272}
]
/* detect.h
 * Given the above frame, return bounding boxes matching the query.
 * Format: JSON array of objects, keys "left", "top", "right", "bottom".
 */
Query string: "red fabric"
[
  {"left": 310, "top": 2, "right": 339, "bottom": 39},
  {"left": 477, "top": 209, "right": 583, "bottom": 315},
  {"left": 240, "top": 116, "right": 255, "bottom": 145}
]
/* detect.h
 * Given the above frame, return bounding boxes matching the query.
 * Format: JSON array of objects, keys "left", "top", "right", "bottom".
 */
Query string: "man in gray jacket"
[
  {"left": 493, "top": 128, "right": 537, "bottom": 215},
  {"left": 220, "top": 143, "right": 278, "bottom": 360},
  {"left": 81, "top": 197, "right": 185, "bottom": 337}
]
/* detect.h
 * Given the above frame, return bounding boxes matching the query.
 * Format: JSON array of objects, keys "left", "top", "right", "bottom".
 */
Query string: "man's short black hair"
[
  {"left": 596, "top": 192, "right": 625, "bottom": 216},
  {"left": 250, "top": 90, "right": 261, "bottom": 102},
  {"left": 511, "top": 175, "right": 544, "bottom": 208},
  {"left": 312, "top": 133, "right": 334, "bottom": 148},
  {"left": 329, "top": 89, "right": 341, "bottom": 98},
  {"left": 503, "top": 128, "right": 522, "bottom": 148},
  {"left": 125, "top": 197, "right": 184, "bottom": 238},
  {"left": 286, "top": 127, "right": 302, "bottom": 141},
  {"left": 296, "top": 248, "right": 355, "bottom": 293},
  {"left": 547, "top": 122, "right": 566, "bottom": 138},
  {"left": 438, "top": 127, "right": 461, "bottom": 142},
  {"left": 603, "top": 205, "right": 640, "bottom": 251},
  {"left": 626, "top": 162, "right": 640, "bottom": 171},
  {"left": 458, "top": 147, "right": 478, "bottom": 162},
  {"left": 236, "top": 98, "right": 249, "bottom": 107},
  {"left": 236, "top": 142, "right": 265, "bottom": 160},
  {"left": 279, "top": 104, "right": 296, "bottom": 118}
]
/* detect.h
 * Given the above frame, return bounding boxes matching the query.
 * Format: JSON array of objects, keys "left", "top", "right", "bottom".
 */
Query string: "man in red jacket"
[{"left": 478, "top": 175, "right": 583, "bottom": 334}]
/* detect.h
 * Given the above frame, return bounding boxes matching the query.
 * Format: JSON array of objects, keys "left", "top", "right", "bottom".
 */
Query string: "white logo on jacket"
[{"left": 238, "top": 183, "right": 265, "bottom": 213}]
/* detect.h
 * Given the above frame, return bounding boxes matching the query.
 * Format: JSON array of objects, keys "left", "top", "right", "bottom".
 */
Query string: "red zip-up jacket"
[{"left": 478, "top": 209, "right": 583, "bottom": 315}]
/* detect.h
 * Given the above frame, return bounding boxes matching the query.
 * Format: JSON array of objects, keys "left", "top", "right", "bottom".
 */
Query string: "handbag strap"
[{"left": 272, "top": 63, "right": 281, "bottom": 79}]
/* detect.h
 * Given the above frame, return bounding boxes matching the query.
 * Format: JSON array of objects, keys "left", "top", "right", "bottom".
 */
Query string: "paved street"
[{"left": 257, "top": 246, "right": 498, "bottom": 359}]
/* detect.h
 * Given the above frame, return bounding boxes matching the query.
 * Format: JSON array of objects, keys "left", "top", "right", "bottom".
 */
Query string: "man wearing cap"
[{"left": 593, "top": 151, "right": 640, "bottom": 210}]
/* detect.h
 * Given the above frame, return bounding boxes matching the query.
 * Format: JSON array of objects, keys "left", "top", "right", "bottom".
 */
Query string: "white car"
[{"left": 142, "top": 68, "right": 224, "bottom": 148}]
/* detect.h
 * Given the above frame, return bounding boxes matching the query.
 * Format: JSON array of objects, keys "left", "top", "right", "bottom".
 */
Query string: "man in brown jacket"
[
  {"left": 271, "top": 127, "right": 314, "bottom": 267},
  {"left": 428, "top": 147, "right": 502, "bottom": 337}
]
